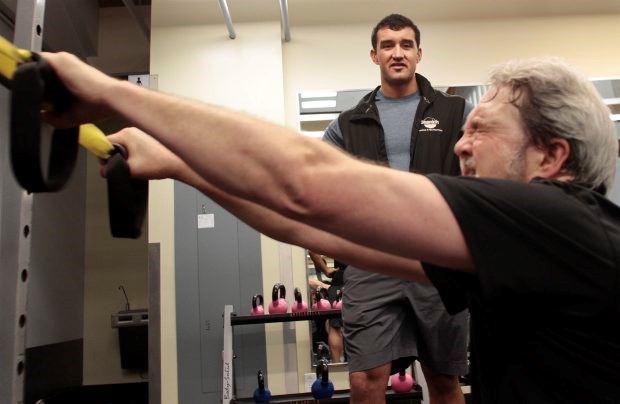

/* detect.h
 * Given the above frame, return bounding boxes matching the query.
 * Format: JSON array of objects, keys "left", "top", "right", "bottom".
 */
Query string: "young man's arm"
[
  {"left": 44, "top": 52, "right": 473, "bottom": 272},
  {"left": 309, "top": 252, "right": 336, "bottom": 278}
]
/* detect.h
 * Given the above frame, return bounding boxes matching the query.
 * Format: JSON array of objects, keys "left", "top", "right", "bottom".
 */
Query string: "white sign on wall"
[{"left": 128, "top": 74, "right": 158, "bottom": 90}]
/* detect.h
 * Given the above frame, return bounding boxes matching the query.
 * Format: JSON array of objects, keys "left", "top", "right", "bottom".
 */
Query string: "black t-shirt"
[{"left": 423, "top": 176, "right": 620, "bottom": 404}]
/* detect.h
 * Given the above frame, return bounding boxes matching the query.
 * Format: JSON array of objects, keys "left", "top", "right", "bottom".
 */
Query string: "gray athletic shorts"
[{"left": 342, "top": 266, "right": 469, "bottom": 375}]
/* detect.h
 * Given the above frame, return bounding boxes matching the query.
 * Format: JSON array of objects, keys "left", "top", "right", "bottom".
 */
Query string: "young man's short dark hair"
[{"left": 371, "top": 14, "right": 421, "bottom": 50}]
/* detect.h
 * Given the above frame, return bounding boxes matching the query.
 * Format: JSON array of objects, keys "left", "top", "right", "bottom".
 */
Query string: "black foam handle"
[
  {"left": 34, "top": 54, "right": 74, "bottom": 113},
  {"left": 10, "top": 60, "right": 78, "bottom": 192},
  {"left": 105, "top": 145, "right": 148, "bottom": 238}
]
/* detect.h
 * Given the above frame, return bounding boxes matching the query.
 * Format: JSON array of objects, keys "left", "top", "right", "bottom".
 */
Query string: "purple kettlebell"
[
  {"left": 268, "top": 283, "right": 288, "bottom": 314},
  {"left": 292, "top": 287, "right": 308, "bottom": 313},
  {"left": 250, "top": 294, "right": 264, "bottom": 315}
]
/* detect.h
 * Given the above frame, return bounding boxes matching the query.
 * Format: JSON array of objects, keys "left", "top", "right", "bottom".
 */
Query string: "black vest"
[{"left": 338, "top": 73, "right": 465, "bottom": 175}]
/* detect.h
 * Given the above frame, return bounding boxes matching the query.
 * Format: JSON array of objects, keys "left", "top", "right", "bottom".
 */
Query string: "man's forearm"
[{"left": 177, "top": 164, "right": 431, "bottom": 284}]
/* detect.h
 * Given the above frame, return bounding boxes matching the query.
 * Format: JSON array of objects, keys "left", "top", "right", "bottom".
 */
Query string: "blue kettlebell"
[
  {"left": 253, "top": 370, "right": 271, "bottom": 403},
  {"left": 311, "top": 359, "right": 334, "bottom": 399}
]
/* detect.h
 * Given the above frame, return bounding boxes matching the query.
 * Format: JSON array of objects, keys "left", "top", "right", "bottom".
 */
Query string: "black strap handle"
[
  {"left": 105, "top": 144, "right": 148, "bottom": 239},
  {"left": 10, "top": 58, "right": 78, "bottom": 192}
]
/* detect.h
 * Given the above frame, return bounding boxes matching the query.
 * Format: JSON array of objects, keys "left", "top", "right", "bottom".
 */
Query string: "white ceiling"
[{"left": 152, "top": 0, "right": 620, "bottom": 27}]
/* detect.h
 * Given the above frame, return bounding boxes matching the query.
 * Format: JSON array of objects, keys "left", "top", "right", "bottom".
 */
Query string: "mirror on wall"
[
  {"left": 305, "top": 251, "right": 348, "bottom": 366},
  {"left": 586, "top": 78, "right": 620, "bottom": 203}
]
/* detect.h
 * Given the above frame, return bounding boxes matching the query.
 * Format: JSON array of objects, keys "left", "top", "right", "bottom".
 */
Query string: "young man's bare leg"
[
  {"left": 421, "top": 364, "right": 465, "bottom": 404},
  {"left": 349, "top": 363, "right": 390, "bottom": 404},
  {"left": 326, "top": 321, "right": 344, "bottom": 363}
]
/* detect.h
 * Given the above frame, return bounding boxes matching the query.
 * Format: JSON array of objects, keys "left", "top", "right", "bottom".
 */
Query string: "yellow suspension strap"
[{"left": 0, "top": 35, "right": 32, "bottom": 86}]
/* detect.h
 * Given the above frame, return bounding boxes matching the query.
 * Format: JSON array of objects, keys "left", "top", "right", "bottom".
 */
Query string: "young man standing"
[{"left": 323, "top": 14, "right": 469, "bottom": 403}]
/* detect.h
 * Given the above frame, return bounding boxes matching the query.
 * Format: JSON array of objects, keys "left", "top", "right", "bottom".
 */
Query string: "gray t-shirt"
[{"left": 374, "top": 90, "right": 420, "bottom": 171}]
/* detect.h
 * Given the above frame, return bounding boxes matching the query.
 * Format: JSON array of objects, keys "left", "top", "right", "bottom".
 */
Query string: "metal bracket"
[
  {"left": 222, "top": 305, "right": 234, "bottom": 404},
  {"left": 3, "top": 1, "right": 46, "bottom": 403}
]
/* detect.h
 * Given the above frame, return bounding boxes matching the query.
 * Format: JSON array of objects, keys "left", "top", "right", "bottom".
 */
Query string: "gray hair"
[{"left": 488, "top": 57, "right": 617, "bottom": 194}]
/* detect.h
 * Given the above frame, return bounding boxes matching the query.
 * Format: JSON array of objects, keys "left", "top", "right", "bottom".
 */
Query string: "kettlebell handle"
[
  {"left": 316, "top": 359, "right": 329, "bottom": 382},
  {"left": 257, "top": 370, "right": 265, "bottom": 391},
  {"left": 252, "top": 294, "right": 263, "bottom": 309},
  {"left": 315, "top": 287, "right": 329, "bottom": 301},
  {"left": 294, "top": 287, "right": 303, "bottom": 303},
  {"left": 272, "top": 283, "right": 286, "bottom": 301}
]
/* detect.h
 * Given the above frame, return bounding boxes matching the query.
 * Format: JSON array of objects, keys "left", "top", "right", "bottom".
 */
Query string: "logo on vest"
[{"left": 420, "top": 117, "right": 443, "bottom": 133}]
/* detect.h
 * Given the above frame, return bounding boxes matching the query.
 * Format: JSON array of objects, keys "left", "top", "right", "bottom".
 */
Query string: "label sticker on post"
[{"left": 197, "top": 213, "right": 214, "bottom": 229}]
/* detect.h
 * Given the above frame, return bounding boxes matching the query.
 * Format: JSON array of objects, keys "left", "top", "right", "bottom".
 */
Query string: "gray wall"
[{"left": 174, "top": 182, "right": 267, "bottom": 403}]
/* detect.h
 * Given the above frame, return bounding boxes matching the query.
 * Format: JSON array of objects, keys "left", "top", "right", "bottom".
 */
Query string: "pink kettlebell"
[
  {"left": 390, "top": 370, "right": 415, "bottom": 393},
  {"left": 332, "top": 289, "right": 343, "bottom": 310},
  {"left": 250, "top": 294, "right": 264, "bottom": 315},
  {"left": 313, "top": 287, "right": 331, "bottom": 311},
  {"left": 292, "top": 287, "right": 308, "bottom": 313},
  {"left": 268, "top": 283, "right": 288, "bottom": 314}
]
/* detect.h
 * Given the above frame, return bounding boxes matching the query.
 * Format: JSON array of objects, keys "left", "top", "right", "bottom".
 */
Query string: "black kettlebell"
[
  {"left": 311, "top": 359, "right": 334, "bottom": 399},
  {"left": 253, "top": 370, "right": 271, "bottom": 403}
]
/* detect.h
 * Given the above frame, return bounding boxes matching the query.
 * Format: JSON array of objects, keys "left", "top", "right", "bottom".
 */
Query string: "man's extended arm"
[
  {"left": 106, "top": 128, "right": 433, "bottom": 283},
  {"left": 44, "top": 52, "right": 473, "bottom": 272}
]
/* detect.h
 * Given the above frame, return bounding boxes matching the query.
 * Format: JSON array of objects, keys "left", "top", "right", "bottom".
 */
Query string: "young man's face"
[
  {"left": 455, "top": 86, "right": 543, "bottom": 182},
  {"left": 371, "top": 27, "right": 421, "bottom": 87}
]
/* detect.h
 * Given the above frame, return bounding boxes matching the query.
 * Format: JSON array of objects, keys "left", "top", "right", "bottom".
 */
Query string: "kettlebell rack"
[{"left": 222, "top": 305, "right": 423, "bottom": 403}]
